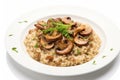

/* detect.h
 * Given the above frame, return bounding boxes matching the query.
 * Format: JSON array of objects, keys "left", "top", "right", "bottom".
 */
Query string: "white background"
[{"left": 1, "top": 0, "right": 120, "bottom": 80}]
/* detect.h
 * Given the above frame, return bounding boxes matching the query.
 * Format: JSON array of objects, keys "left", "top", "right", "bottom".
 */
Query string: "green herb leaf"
[
  {"left": 24, "top": 20, "right": 28, "bottom": 23},
  {"left": 55, "top": 23, "right": 72, "bottom": 39},
  {"left": 43, "top": 21, "right": 72, "bottom": 39},
  {"left": 18, "top": 21, "right": 22, "bottom": 23},
  {"left": 110, "top": 48, "right": 113, "bottom": 51},
  {"left": 92, "top": 60, "right": 96, "bottom": 65},
  {"left": 9, "top": 34, "right": 13, "bottom": 36},
  {"left": 12, "top": 47, "right": 18, "bottom": 53},
  {"left": 77, "top": 49, "right": 81, "bottom": 55},
  {"left": 102, "top": 56, "right": 106, "bottom": 58},
  {"left": 18, "top": 20, "right": 28, "bottom": 23},
  {"left": 34, "top": 43, "right": 39, "bottom": 48}
]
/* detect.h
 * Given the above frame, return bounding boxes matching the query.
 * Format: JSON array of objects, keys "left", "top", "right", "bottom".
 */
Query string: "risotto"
[{"left": 24, "top": 17, "right": 101, "bottom": 67}]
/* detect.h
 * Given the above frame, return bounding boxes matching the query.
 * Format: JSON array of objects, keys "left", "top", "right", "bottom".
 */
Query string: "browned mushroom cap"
[
  {"left": 40, "top": 36, "right": 54, "bottom": 49},
  {"left": 71, "top": 22, "right": 78, "bottom": 30},
  {"left": 38, "top": 20, "right": 47, "bottom": 25},
  {"left": 56, "top": 37, "right": 68, "bottom": 50},
  {"left": 34, "top": 24, "right": 44, "bottom": 30},
  {"left": 74, "top": 35, "right": 88, "bottom": 46},
  {"left": 73, "top": 27, "right": 85, "bottom": 37},
  {"left": 61, "top": 17, "right": 73, "bottom": 24},
  {"left": 44, "top": 31, "right": 62, "bottom": 42},
  {"left": 34, "top": 21, "right": 47, "bottom": 30},
  {"left": 80, "top": 26, "right": 93, "bottom": 36},
  {"left": 56, "top": 40, "right": 74, "bottom": 55},
  {"left": 74, "top": 24, "right": 93, "bottom": 37},
  {"left": 54, "top": 18, "right": 62, "bottom": 22}
]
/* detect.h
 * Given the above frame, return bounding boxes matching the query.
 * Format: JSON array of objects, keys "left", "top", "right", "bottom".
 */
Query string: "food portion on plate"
[{"left": 24, "top": 17, "right": 101, "bottom": 67}]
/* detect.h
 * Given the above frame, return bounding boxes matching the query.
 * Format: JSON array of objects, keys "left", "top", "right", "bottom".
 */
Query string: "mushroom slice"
[
  {"left": 40, "top": 37, "right": 54, "bottom": 49},
  {"left": 34, "top": 21, "right": 47, "bottom": 30},
  {"left": 45, "top": 31, "right": 62, "bottom": 42},
  {"left": 61, "top": 17, "right": 73, "bottom": 24},
  {"left": 54, "top": 18, "right": 62, "bottom": 22},
  {"left": 73, "top": 27, "right": 85, "bottom": 37},
  {"left": 80, "top": 25, "right": 93, "bottom": 36},
  {"left": 73, "top": 24, "right": 93, "bottom": 37},
  {"left": 38, "top": 20, "right": 47, "bottom": 26},
  {"left": 34, "top": 24, "right": 45, "bottom": 30},
  {"left": 74, "top": 35, "right": 88, "bottom": 46},
  {"left": 56, "top": 37, "right": 68, "bottom": 50},
  {"left": 56, "top": 40, "right": 74, "bottom": 55}
]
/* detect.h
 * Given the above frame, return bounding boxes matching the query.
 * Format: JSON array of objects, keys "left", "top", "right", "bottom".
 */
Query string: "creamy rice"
[
  {"left": 24, "top": 17, "right": 101, "bottom": 67},
  {"left": 24, "top": 26, "right": 101, "bottom": 67}
]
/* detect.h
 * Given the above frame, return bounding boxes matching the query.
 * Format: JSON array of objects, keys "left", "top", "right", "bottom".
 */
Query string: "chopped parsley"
[
  {"left": 102, "top": 56, "right": 106, "bottom": 58},
  {"left": 9, "top": 34, "right": 13, "bottom": 36},
  {"left": 110, "top": 48, "right": 113, "bottom": 51},
  {"left": 92, "top": 60, "right": 96, "bottom": 65},
  {"left": 77, "top": 49, "right": 81, "bottom": 55},
  {"left": 43, "top": 27, "right": 55, "bottom": 34},
  {"left": 24, "top": 20, "right": 28, "bottom": 23},
  {"left": 12, "top": 47, "right": 18, "bottom": 53},
  {"left": 18, "top": 21, "right": 22, "bottom": 23},
  {"left": 18, "top": 20, "right": 28, "bottom": 23},
  {"left": 34, "top": 43, "right": 39, "bottom": 48},
  {"left": 43, "top": 22, "right": 72, "bottom": 39}
]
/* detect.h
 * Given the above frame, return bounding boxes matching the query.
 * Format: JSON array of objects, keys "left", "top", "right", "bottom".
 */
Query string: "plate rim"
[{"left": 5, "top": 6, "right": 120, "bottom": 76}]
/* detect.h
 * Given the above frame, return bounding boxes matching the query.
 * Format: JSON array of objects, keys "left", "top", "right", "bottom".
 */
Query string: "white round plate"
[{"left": 5, "top": 6, "right": 120, "bottom": 76}]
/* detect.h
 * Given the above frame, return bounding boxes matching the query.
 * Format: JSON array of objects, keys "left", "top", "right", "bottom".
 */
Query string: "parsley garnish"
[
  {"left": 102, "top": 56, "right": 106, "bottom": 58},
  {"left": 77, "top": 49, "right": 81, "bottom": 55},
  {"left": 24, "top": 20, "right": 28, "bottom": 23},
  {"left": 12, "top": 47, "right": 18, "bottom": 53},
  {"left": 110, "top": 48, "right": 113, "bottom": 51},
  {"left": 18, "top": 21, "right": 22, "bottom": 23},
  {"left": 18, "top": 20, "right": 28, "bottom": 23},
  {"left": 43, "top": 22, "right": 72, "bottom": 39},
  {"left": 34, "top": 43, "right": 39, "bottom": 48},
  {"left": 43, "top": 27, "right": 55, "bottom": 34},
  {"left": 9, "top": 34, "right": 13, "bottom": 36},
  {"left": 92, "top": 60, "right": 96, "bottom": 65}
]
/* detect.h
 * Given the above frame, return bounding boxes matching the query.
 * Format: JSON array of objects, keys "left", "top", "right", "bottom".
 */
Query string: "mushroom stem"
[{"left": 61, "top": 17, "right": 73, "bottom": 24}]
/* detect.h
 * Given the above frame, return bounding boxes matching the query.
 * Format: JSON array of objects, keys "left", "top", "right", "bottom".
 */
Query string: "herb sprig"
[
  {"left": 12, "top": 47, "right": 18, "bottom": 53},
  {"left": 43, "top": 21, "right": 72, "bottom": 39}
]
